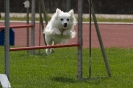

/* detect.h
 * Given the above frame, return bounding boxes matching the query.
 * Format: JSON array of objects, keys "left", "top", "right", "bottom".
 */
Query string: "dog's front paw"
[
  {"left": 52, "top": 28, "right": 61, "bottom": 35},
  {"left": 55, "top": 31, "right": 61, "bottom": 35}
]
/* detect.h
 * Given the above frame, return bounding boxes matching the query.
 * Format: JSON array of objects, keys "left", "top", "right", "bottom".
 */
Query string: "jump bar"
[
  {"left": 10, "top": 43, "right": 80, "bottom": 51},
  {"left": 0, "top": 24, "right": 34, "bottom": 29}
]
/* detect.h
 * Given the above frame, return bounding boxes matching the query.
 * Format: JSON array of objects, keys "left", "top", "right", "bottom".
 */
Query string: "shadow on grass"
[
  {"left": 83, "top": 76, "right": 109, "bottom": 81},
  {"left": 51, "top": 77, "right": 76, "bottom": 83},
  {"left": 51, "top": 76, "right": 109, "bottom": 84}
]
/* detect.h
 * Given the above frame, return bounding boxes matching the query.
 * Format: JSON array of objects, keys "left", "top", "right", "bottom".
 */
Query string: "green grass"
[{"left": 0, "top": 47, "right": 133, "bottom": 88}]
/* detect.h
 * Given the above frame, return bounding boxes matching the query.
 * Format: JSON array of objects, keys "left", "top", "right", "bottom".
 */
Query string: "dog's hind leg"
[
  {"left": 46, "top": 44, "right": 55, "bottom": 55},
  {"left": 50, "top": 48, "right": 55, "bottom": 53},
  {"left": 45, "top": 35, "right": 53, "bottom": 55},
  {"left": 46, "top": 48, "right": 54, "bottom": 55},
  {"left": 45, "top": 36, "right": 56, "bottom": 55}
]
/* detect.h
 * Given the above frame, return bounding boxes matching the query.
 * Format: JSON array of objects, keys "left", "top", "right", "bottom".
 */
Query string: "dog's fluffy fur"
[{"left": 43, "top": 8, "right": 77, "bottom": 55}]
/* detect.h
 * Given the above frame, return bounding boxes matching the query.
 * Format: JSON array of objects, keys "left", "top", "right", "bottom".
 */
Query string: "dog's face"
[{"left": 55, "top": 8, "right": 75, "bottom": 29}]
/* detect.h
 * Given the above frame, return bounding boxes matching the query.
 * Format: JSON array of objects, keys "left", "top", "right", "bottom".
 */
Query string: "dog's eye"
[
  {"left": 67, "top": 18, "right": 69, "bottom": 21},
  {"left": 60, "top": 18, "right": 63, "bottom": 21}
]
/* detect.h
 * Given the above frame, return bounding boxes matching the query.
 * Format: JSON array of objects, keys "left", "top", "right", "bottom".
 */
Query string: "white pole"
[{"left": 5, "top": 0, "right": 10, "bottom": 78}]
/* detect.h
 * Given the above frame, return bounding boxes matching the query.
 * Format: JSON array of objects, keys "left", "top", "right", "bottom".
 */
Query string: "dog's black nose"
[{"left": 64, "top": 23, "right": 67, "bottom": 27}]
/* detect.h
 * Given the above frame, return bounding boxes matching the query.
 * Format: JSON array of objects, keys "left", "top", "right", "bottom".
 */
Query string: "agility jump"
[
  {"left": 0, "top": 24, "right": 34, "bottom": 29},
  {"left": 1, "top": 1, "right": 111, "bottom": 88},
  {"left": 10, "top": 43, "right": 80, "bottom": 51}
]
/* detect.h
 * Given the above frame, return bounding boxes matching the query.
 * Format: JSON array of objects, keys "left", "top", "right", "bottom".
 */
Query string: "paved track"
[{"left": 0, "top": 22, "right": 133, "bottom": 48}]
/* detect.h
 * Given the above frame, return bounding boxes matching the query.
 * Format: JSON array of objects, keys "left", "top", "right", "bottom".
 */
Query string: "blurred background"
[{"left": 0, "top": 0, "right": 133, "bottom": 14}]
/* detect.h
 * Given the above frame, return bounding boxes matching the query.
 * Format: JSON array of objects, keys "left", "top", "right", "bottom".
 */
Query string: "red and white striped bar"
[
  {"left": 0, "top": 24, "right": 34, "bottom": 29},
  {"left": 10, "top": 43, "right": 80, "bottom": 51}
]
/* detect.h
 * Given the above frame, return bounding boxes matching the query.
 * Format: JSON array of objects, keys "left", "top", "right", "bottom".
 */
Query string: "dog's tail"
[{"left": 43, "top": 29, "right": 47, "bottom": 45}]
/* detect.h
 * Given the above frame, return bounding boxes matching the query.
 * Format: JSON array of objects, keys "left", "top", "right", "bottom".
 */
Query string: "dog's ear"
[
  {"left": 56, "top": 8, "right": 62, "bottom": 14},
  {"left": 68, "top": 9, "right": 74, "bottom": 15}
]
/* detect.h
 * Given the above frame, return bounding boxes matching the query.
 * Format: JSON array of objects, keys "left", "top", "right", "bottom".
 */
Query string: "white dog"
[{"left": 43, "top": 8, "right": 77, "bottom": 55}]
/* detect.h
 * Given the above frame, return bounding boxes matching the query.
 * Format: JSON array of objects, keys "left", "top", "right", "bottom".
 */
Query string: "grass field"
[{"left": 0, "top": 47, "right": 133, "bottom": 88}]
